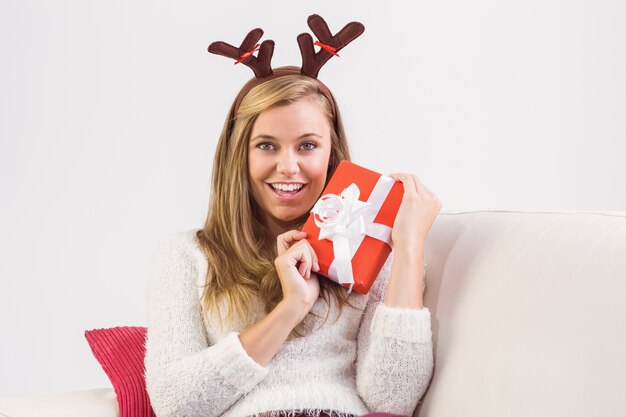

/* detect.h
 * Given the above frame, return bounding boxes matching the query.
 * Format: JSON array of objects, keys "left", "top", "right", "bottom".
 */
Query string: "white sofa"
[{"left": 2, "top": 210, "right": 625, "bottom": 417}]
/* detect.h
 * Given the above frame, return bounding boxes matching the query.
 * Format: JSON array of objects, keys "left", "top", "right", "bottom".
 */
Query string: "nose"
[{"left": 276, "top": 149, "right": 300, "bottom": 177}]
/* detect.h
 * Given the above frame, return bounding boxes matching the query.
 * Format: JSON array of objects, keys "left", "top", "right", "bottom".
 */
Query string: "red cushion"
[{"left": 84, "top": 326, "right": 155, "bottom": 417}]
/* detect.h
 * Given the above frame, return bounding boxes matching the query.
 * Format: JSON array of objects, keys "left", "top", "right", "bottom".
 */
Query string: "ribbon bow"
[
  {"left": 313, "top": 184, "right": 370, "bottom": 240},
  {"left": 311, "top": 180, "right": 394, "bottom": 293},
  {"left": 314, "top": 40, "right": 340, "bottom": 57},
  {"left": 235, "top": 43, "right": 260, "bottom": 64}
]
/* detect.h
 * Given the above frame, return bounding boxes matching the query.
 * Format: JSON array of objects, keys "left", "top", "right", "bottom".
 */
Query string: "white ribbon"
[{"left": 310, "top": 176, "right": 395, "bottom": 293}]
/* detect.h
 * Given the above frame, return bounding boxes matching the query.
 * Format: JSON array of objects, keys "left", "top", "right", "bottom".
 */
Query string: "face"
[{"left": 248, "top": 95, "right": 332, "bottom": 237}]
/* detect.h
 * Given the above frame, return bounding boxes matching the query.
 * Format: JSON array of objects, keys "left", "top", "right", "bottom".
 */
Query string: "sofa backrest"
[{"left": 418, "top": 210, "right": 626, "bottom": 417}]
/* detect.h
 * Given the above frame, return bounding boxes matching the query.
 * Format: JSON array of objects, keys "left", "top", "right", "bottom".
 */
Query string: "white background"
[{"left": 1, "top": 0, "right": 624, "bottom": 396}]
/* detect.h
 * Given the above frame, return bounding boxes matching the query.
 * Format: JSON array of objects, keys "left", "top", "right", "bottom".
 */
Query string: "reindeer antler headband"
[{"left": 208, "top": 14, "right": 365, "bottom": 118}]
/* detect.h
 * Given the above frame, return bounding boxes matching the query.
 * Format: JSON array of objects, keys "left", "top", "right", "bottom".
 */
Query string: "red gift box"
[{"left": 302, "top": 160, "right": 404, "bottom": 294}]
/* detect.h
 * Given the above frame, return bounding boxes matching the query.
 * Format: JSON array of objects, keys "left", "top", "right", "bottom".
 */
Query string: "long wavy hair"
[{"left": 196, "top": 67, "right": 359, "bottom": 338}]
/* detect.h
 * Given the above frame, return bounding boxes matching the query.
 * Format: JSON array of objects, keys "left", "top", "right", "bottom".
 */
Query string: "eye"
[
  {"left": 257, "top": 142, "right": 276, "bottom": 151},
  {"left": 300, "top": 142, "right": 317, "bottom": 151}
]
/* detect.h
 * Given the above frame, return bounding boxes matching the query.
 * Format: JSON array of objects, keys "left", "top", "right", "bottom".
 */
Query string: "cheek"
[
  {"left": 248, "top": 154, "right": 270, "bottom": 180},
  {"left": 307, "top": 151, "right": 331, "bottom": 185}
]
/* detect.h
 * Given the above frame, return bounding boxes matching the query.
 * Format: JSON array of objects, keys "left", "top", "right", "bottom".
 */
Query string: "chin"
[
  {"left": 275, "top": 211, "right": 307, "bottom": 223},
  {"left": 273, "top": 207, "right": 310, "bottom": 224}
]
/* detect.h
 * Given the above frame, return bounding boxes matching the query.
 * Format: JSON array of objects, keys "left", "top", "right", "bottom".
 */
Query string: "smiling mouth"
[{"left": 267, "top": 183, "right": 307, "bottom": 199}]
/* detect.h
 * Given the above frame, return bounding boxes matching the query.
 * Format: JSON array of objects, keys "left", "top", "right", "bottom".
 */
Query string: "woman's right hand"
[{"left": 274, "top": 230, "right": 321, "bottom": 319}]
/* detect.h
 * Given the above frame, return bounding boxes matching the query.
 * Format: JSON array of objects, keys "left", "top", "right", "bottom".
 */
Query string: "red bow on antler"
[
  {"left": 235, "top": 43, "right": 261, "bottom": 64},
  {"left": 314, "top": 41, "right": 340, "bottom": 57}
]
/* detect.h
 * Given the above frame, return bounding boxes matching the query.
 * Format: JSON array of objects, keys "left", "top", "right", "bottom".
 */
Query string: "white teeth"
[{"left": 271, "top": 183, "right": 304, "bottom": 192}]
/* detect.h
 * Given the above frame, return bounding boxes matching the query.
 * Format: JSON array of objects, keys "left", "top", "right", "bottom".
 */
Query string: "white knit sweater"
[{"left": 144, "top": 229, "right": 433, "bottom": 417}]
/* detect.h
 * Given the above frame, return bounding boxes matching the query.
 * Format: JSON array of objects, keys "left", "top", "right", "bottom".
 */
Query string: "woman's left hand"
[{"left": 388, "top": 173, "right": 442, "bottom": 249}]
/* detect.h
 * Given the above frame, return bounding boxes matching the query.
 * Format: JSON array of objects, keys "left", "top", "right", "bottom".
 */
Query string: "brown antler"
[
  {"left": 208, "top": 28, "right": 275, "bottom": 78},
  {"left": 297, "top": 14, "right": 365, "bottom": 78}
]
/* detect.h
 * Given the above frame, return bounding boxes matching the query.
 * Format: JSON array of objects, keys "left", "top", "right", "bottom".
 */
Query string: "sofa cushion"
[
  {"left": 84, "top": 326, "right": 155, "bottom": 417},
  {"left": 0, "top": 388, "right": 118, "bottom": 417}
]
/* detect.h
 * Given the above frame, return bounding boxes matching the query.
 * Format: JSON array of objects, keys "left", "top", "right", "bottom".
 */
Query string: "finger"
[
  {"left": 295, "top": 238, "right": 320, "bottom": 272},
  {"left": 312, "top": 247, "right": 320, "bottom": 272},
  {"left": 412, "top": 176, "right": 439, "bottom": 202},
  {"left": 308, "top": 244, "right": 320, "bottom": 272},
  {"left": 389, "top": 173, "right": 419, "bottom": 198},
  {"left": 410, "top": 174, "right": 422, "bottom": 195},
  {"left": 297, "top": 249, "right": 312, "bottom": 279},
  {"left": 310, "top": 243, "right": 320, "bottom": 271},
  {"left": 289, "top": 242, "right": 310, "bottom": 278},
  {"left": 277, "top": 230, "right": 308, "bottom": 255}
]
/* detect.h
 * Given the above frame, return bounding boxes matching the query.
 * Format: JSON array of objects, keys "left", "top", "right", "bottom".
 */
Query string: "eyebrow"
[{"left": 250, "top": 133, "right": 323, "bottom": 142}]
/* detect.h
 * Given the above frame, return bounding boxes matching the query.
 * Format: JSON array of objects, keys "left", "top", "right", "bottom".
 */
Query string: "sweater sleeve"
[
  {"left": 144, "top": 232, "right": 269, "bottom": 417},
  {"left": 355, "top": 252, "right": 434, "bottom": 415}
]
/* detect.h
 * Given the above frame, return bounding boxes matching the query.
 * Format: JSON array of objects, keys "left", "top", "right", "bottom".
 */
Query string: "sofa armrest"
[{"left": 0, "top": 388, "right": 118, "bottom": 417}]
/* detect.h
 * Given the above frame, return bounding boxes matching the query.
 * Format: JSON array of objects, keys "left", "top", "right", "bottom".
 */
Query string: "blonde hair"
[{"left": 196, "top": 67, "right": 358, "bottom": 338}]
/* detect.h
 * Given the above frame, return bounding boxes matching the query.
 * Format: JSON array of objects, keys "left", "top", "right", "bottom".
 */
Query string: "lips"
[{"left": 266, "top": 183, "right": 307, "bottom": 201}]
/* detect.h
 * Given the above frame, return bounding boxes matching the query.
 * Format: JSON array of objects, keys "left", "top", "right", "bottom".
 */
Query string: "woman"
[{"left": 144, "top": 67, "right": 442, "bottom": 417}]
